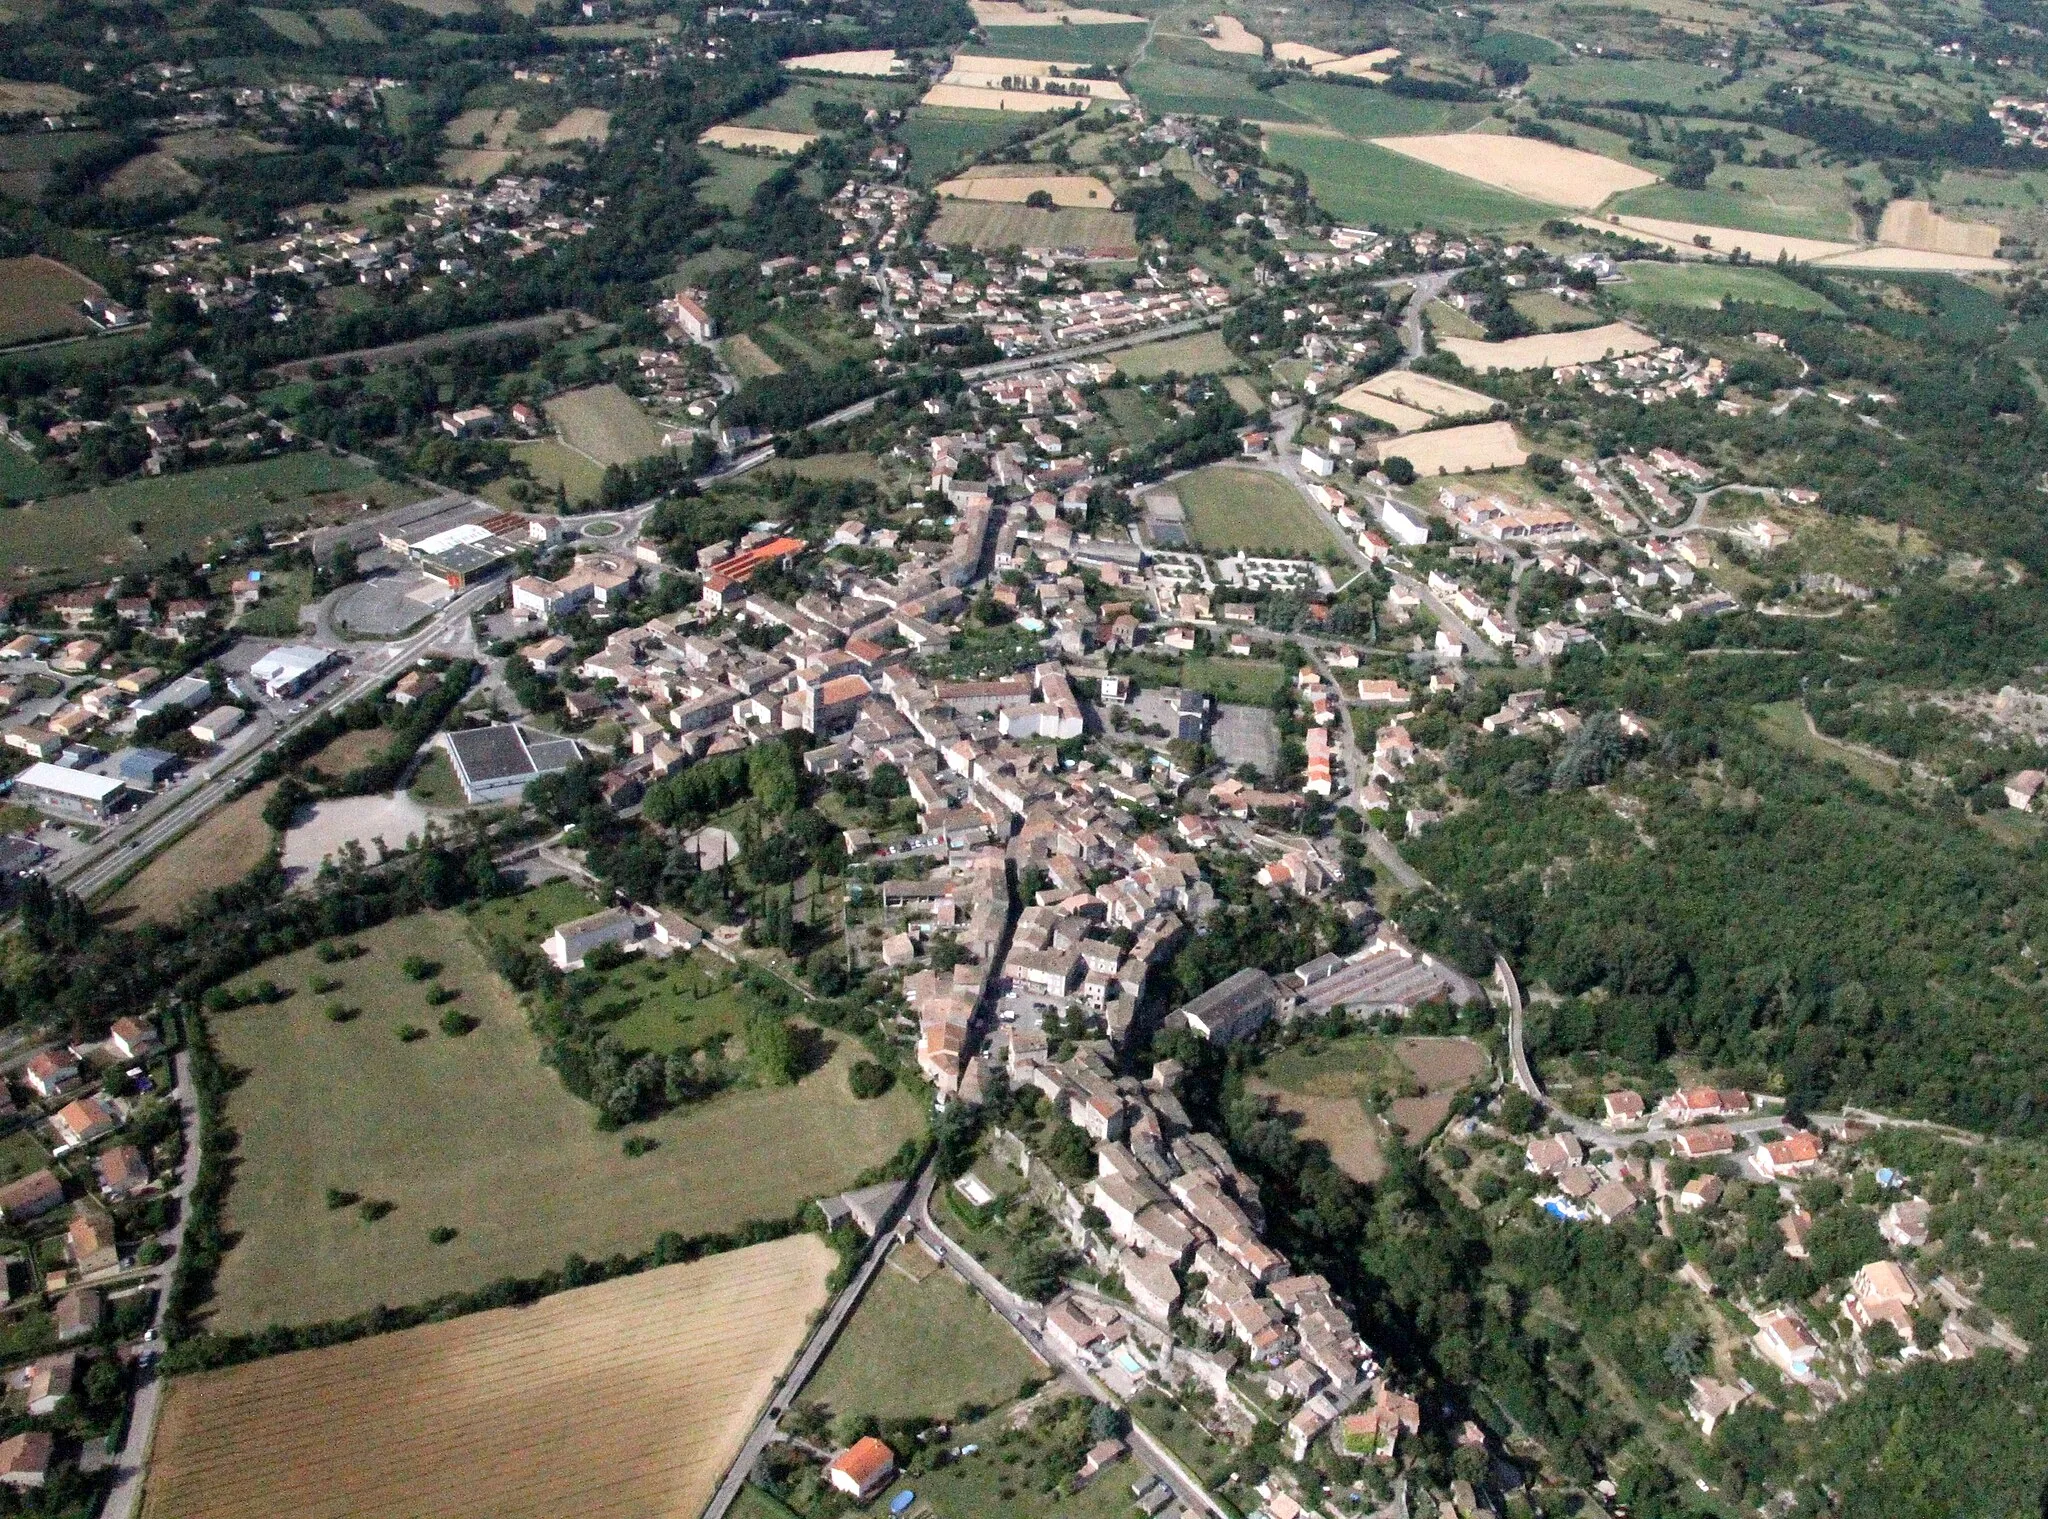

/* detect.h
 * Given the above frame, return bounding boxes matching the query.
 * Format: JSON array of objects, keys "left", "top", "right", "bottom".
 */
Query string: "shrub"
[
  {"left": 310, "top": 975, "right": 343, "bottom": 995},
  {"left": 425, "top": 983, "right": 459, "bottom": 1006},
  {"left": 848, "top": 1059, "right": 894, "bottom": 1099},
  {"left": 428, "top": 1226, "right": 459, "bottom": 1245},
  {"left": 396, "top": 1024, "right": 427, "bottom": 1042},
  {"left": 323, "top": 1003, "right": 357, "bottom": 1023},
  {"left": 438, "top": 1010, "right": 476, "bottom": 1037},
  {"left": 324, "top": 1187, "right": 359, "bottom": 1209},
  {"left": 400, "top": 955, "right": 440, "bottom": 981},
  {"left": 357, "top": 1198, "right": 393, "bottom": 1222},
  {"left": 622, "top": 1134, "right": 659, "bottom": 1157}
]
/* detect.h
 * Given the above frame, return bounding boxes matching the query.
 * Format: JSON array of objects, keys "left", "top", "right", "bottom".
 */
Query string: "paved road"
[
  {"left": 99, "top": 1051, "right": 201, "bottom": 1519},
  {"left": 700, "top": 1166, "right": 934, "bottom": 1519},
  {"left": 1378, "top": 271, "right": 1459, "bottom": 366},
  {"left": 794, "top": 315, "right": 1226, "bottom": 435}
]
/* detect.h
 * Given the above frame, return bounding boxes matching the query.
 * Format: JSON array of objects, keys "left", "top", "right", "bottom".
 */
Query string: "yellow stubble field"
[{"left": 141, "top": 1235, "right": 834, "bottom": 1519}]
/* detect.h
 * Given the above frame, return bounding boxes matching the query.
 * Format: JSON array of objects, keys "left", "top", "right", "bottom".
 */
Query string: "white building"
[
  {"left": 1379, "top": 498, "right": 1430, "bottom": 547},
  {"left": 542, "top": 908, "right": 641, "bottom": 970},
  {"left": 248, "top": 645, "right": 339, "bottom": 699}
]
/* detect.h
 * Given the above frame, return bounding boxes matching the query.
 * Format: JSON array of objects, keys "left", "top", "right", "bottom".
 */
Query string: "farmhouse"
[
  {"left": 1757, "top": 1130, "right": 1823, "bottom": 1178},
  {"left": 1843, "top": 1259, "right": 1918, "bottom": 1340},
  {"left": 95, "top": 1144, "right": 150, "bottom": 1199},
  {"left": 67, "top": 1208, "right": 118, "bottom": 1275},
  {"left": 827, "top": 1437, "right": 897, "bottom": 1501},
  {"left": 24, "top": 1051, "right": 78, "bottom": 1099},
  {"left": 543, "top": 908, "right": 642, "bottom": 970},
  {"left": 54, "top": 1289, "right": 100, "bottom": 1342}
]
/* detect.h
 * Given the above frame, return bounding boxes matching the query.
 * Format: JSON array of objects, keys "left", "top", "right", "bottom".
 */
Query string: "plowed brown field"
[{"left": 141, "top": 1235, "right": 832, "bottom": 1519}]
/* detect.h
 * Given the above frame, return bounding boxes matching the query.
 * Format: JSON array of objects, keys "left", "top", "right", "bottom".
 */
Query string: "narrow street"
[{"left": 98, "top": 1052, "right": 202, "bottom": 1519}]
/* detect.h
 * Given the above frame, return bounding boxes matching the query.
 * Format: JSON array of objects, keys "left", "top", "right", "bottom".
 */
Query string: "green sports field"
[{"left": 1177, "top": 464, "right": 1331, "bottom": 554}]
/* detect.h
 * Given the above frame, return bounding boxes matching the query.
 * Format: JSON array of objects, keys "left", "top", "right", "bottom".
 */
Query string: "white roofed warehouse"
[
  {"left": 248, "top": 644, "right": 340, "bottom": 700},
  {"left": 12, "top": 763, "right": 131, "bottom": 821}
]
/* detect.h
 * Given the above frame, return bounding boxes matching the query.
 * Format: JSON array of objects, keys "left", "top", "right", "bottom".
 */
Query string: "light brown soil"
[
  {"left": 100, "top": 784, "right": 276, "bottom": 925},
  {"left": 141, "top": 1237, "right": 833, "bottom": 1519}
]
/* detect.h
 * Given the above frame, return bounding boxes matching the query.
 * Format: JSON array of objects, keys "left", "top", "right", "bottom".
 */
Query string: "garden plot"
[
  {"left": 784, "top": 49, "right": 907, "bottom": 76},
  {"left": 1376, "top": 420, "right": 1528, "bottom": 475},
  {"left": 937, "top": 170, "right": 1114, "bottom": 206},
  {"left": 1438, "top": 321, "right": 1657, "bottom": 372},
  {"left": 1371, "top": 133, "right": 1656, "bottom": 211},
  {"left": 142, "top": 1237, "right": 833, "bottom": 1519},
  {"left": 698, "top": 124, "right": 818, "bottom": 155}
]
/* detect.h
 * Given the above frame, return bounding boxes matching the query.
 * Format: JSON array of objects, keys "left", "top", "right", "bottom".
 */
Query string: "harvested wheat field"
[
  {"left": 141, "top": 1236, "right": 833, "bottom": 1519},
  {"left": 1377, "top": 419, "right": 1527, "bottom": 475},
  {"left": 1372, "top": 134, "right": 1655, "bottom": 212},
  {"left": 921, "top": 84, "right": 1089, "bottom": 111},
  {"left": 971, "top": 0, "right": 1144, "bottom": 20},
  {"left": 1351, "top": 369, "right": 1495, "bottom": 419},
  {"left": 1272, "top": 40, "right": 1341, "bottom": 65},
  {"left": 940, "top": 55, "right": 1131, "bottom": 96},
  {"left": 1876, "top": 199, "right": 1999, "bottom": 256},
  {"left": 1580, "top": 214, "right": 1855, "bottom": 263},
  {"left": 1314, "top": 45, "right": 1400, "bottom": 78},
  {"left": 1814, "top": 244, "right": 2007, "bottom": 272},
  {"left": 543, "top": 107, "right": 612, "bottom": 145},
  {"left": 1204, "top": 14, "right": 1264, "bottom": 53},
  {"left": 1336, "top": 389, "right": 1434, "bottom": 431},
  {"left": 699, "top": 124, "right": 818, "bottom": 155},
  {"left": 1439, "top": 321, "right": 1657, "bottom": 372},
  {"left": 784, "top": 48, "right": 906, "bottom": 75},
  {"left": 938, "top": 170, "right": 1113, "bottom": 206}
]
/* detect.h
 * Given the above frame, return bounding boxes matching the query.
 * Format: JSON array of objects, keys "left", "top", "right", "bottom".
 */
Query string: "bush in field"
[{"left": 848, "top": 1060, "right": 894, "bottom": 1099}]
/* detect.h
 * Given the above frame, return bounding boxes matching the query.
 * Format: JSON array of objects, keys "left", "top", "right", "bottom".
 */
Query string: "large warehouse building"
[{"left": 442, "top": 724, "right": 581, "bottom": 805}]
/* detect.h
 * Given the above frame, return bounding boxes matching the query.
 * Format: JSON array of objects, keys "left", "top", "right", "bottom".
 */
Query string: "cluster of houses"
[
  {"left": 1520, "top": 1085, "right": 1995, "bottom": 1399},
  {"left": 984, "top": 1027, "right": 1427, "bottom": 1468},
  {"left": 0, "top": 1018, "right": 167, "bottom": 1488}
]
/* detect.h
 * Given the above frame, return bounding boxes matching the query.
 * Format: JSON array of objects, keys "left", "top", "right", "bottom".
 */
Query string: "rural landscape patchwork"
[{"left": 5, "top": 0, "right": 2048, "bottom": 1511}]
